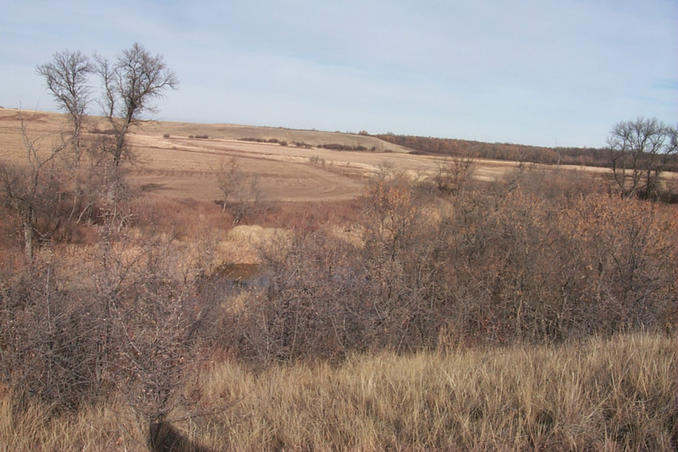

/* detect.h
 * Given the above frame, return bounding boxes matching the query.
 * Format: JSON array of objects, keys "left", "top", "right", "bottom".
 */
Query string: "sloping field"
[{"left": 2, "top": 108, "right": 672, "bottom": 202}]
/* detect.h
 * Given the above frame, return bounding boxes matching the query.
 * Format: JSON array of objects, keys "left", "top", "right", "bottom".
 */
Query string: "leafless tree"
[
  {"left": 96, "top": 43, "right": 178, "bottom": 167},
  {"left": 36, "top": 50, "right": 92, "bottom": 165},
  {"left": 608, "top": 118, "right": 678, "bottom": 199},
  {"left": 215, "top": 158, "right": 244, "bottom": 212},
  {"left": 215, "top": 158, "right": 262, "bottom": 223},
  {"left": 0, "top": 119, "right": 65, "bottom": 261}
]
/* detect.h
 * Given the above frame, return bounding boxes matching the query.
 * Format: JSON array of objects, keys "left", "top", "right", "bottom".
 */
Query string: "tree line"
[{"left": 376, "top": 124, "right": 678, "bottom": 177}]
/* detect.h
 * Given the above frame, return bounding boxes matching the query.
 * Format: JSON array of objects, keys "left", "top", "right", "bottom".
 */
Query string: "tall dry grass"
[{"left": 2, "top": 333, "right": 675, "bottom": 451}]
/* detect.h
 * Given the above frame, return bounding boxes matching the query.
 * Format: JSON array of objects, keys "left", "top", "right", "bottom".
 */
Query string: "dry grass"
[{"left": 2, "top": 333, "right": 675, "bottom": 451}]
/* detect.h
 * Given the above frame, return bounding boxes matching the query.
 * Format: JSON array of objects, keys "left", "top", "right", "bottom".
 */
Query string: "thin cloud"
[{"left": 1, "top": 0, "right": 676, "bottom": 147}]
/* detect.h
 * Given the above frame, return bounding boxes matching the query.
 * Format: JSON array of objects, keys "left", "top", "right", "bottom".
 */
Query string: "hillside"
[
  {"left": 0, "top": 109, "right": 544, "bottom": 202},
  {"left": 1, "top": 109, "right": 675, "bottom": 203}
]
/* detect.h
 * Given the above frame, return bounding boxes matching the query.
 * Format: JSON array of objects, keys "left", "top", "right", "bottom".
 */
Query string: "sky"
[{"left": 1, "top": 0, "right": 676, "bottom": 147}]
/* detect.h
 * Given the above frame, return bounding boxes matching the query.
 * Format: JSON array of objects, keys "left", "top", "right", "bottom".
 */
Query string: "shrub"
[
  {"left": 0, "top": 259, "right": 104, "bottom": 411},
  {"left": 308, "top": 155, "right": 326, "bottom": 167}
]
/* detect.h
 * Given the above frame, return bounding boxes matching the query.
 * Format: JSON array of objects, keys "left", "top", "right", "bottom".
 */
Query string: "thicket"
[{"left": 227, "top": 174, "right": 676, "bottom": 364}]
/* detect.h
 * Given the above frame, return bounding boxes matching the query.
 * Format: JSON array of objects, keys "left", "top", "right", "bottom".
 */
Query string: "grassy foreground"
[{"left": 2, "top": 333, "right": 676, "bottom": 451}]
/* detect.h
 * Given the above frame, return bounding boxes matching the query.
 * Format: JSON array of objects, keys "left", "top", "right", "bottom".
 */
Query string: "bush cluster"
[{"left": 226, "top": 175, "right": 677, "bottom": 363}]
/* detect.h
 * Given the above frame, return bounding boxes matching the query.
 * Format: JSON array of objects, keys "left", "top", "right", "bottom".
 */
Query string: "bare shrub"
[
  {"left": 308, "top": 155, "right": 325, "bottom": 167},
  {"left": 215, "top": 158, "right": 243, "bottom": 212},
  {"left": 438, "top": 188, "right": 677, "bottom": 344},
  {"left": 231, "top": 177, "right": 446, "bottom": 363},
  {"left": 233, "top": 231, "right": 363, "bottom": 364},
  {"left": 434, "top": 156, "right": 475, "bottom": 194},
  {"left": 510, "top": 165, "right": 606, "bottom": 199},
  {"left": 108, "top": 243, "right": 204, "bottom": 424},
  {"left": 0, "top": 256, "right": 103, "bottom": 411},
  {"left": 0, "top": 225, "right": 214, "bottom": 430}
]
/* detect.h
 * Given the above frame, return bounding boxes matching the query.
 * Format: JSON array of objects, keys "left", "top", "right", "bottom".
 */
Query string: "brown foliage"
[{"left": 227, "top": 174, "right": 677, "bottom": 363}]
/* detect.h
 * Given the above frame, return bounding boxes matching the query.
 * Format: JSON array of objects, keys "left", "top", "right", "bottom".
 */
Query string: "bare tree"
[
  {"left": 96, "top": 43, "right": 178, "bottom": 167},
  {"left": 215, "top": 158, "right": 244, "bottom": 212},
  {"left": 215, "top": 158, "right": 262, "bottom": 223},
  {"left": 0, "top": 119, "right": 65, "bottom": 261},
  {"left": 608, "top": 118, "right": 678, "bottom": 199},
  {"left": 37, "top": 50, "right": 92, "bottom": 166}
]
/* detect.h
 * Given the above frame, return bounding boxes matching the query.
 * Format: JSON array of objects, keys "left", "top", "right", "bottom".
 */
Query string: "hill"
[{"left": 1, "top": 109, "right": 675, "bottom": 203}]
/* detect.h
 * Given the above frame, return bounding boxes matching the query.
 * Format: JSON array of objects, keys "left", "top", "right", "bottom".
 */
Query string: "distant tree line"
[{"left": 375, "top": 133, "right": 678, "bottom": 171}]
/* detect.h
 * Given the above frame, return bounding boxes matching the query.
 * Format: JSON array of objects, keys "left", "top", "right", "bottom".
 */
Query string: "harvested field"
[{"left": 4, "top": 108, "right": 670, "bottom": 203}]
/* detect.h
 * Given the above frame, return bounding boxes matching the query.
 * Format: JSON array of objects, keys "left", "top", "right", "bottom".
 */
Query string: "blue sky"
[{"left": 1, "top": 0, "right": 676, "bottom": 147}]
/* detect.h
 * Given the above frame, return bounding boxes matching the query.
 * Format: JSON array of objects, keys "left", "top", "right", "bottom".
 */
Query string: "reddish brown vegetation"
[
  {"left": 223, "top": 173, "right": 677, "bottom": 364},
  {"left": 376, "top": 133, "right": 678, "bottom": 171}
]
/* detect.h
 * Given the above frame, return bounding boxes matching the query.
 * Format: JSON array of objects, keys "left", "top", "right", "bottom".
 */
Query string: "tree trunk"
[{"left": 23, "top": 207, "right": 34, "bottom": 262}]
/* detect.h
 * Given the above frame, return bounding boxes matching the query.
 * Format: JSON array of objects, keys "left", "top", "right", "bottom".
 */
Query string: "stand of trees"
[
  {"left": 1, "top": 43, "right": 178, "bottom": 261},
  {"left": 376, "top": 130, "right": 678, "bottom": 173}
]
